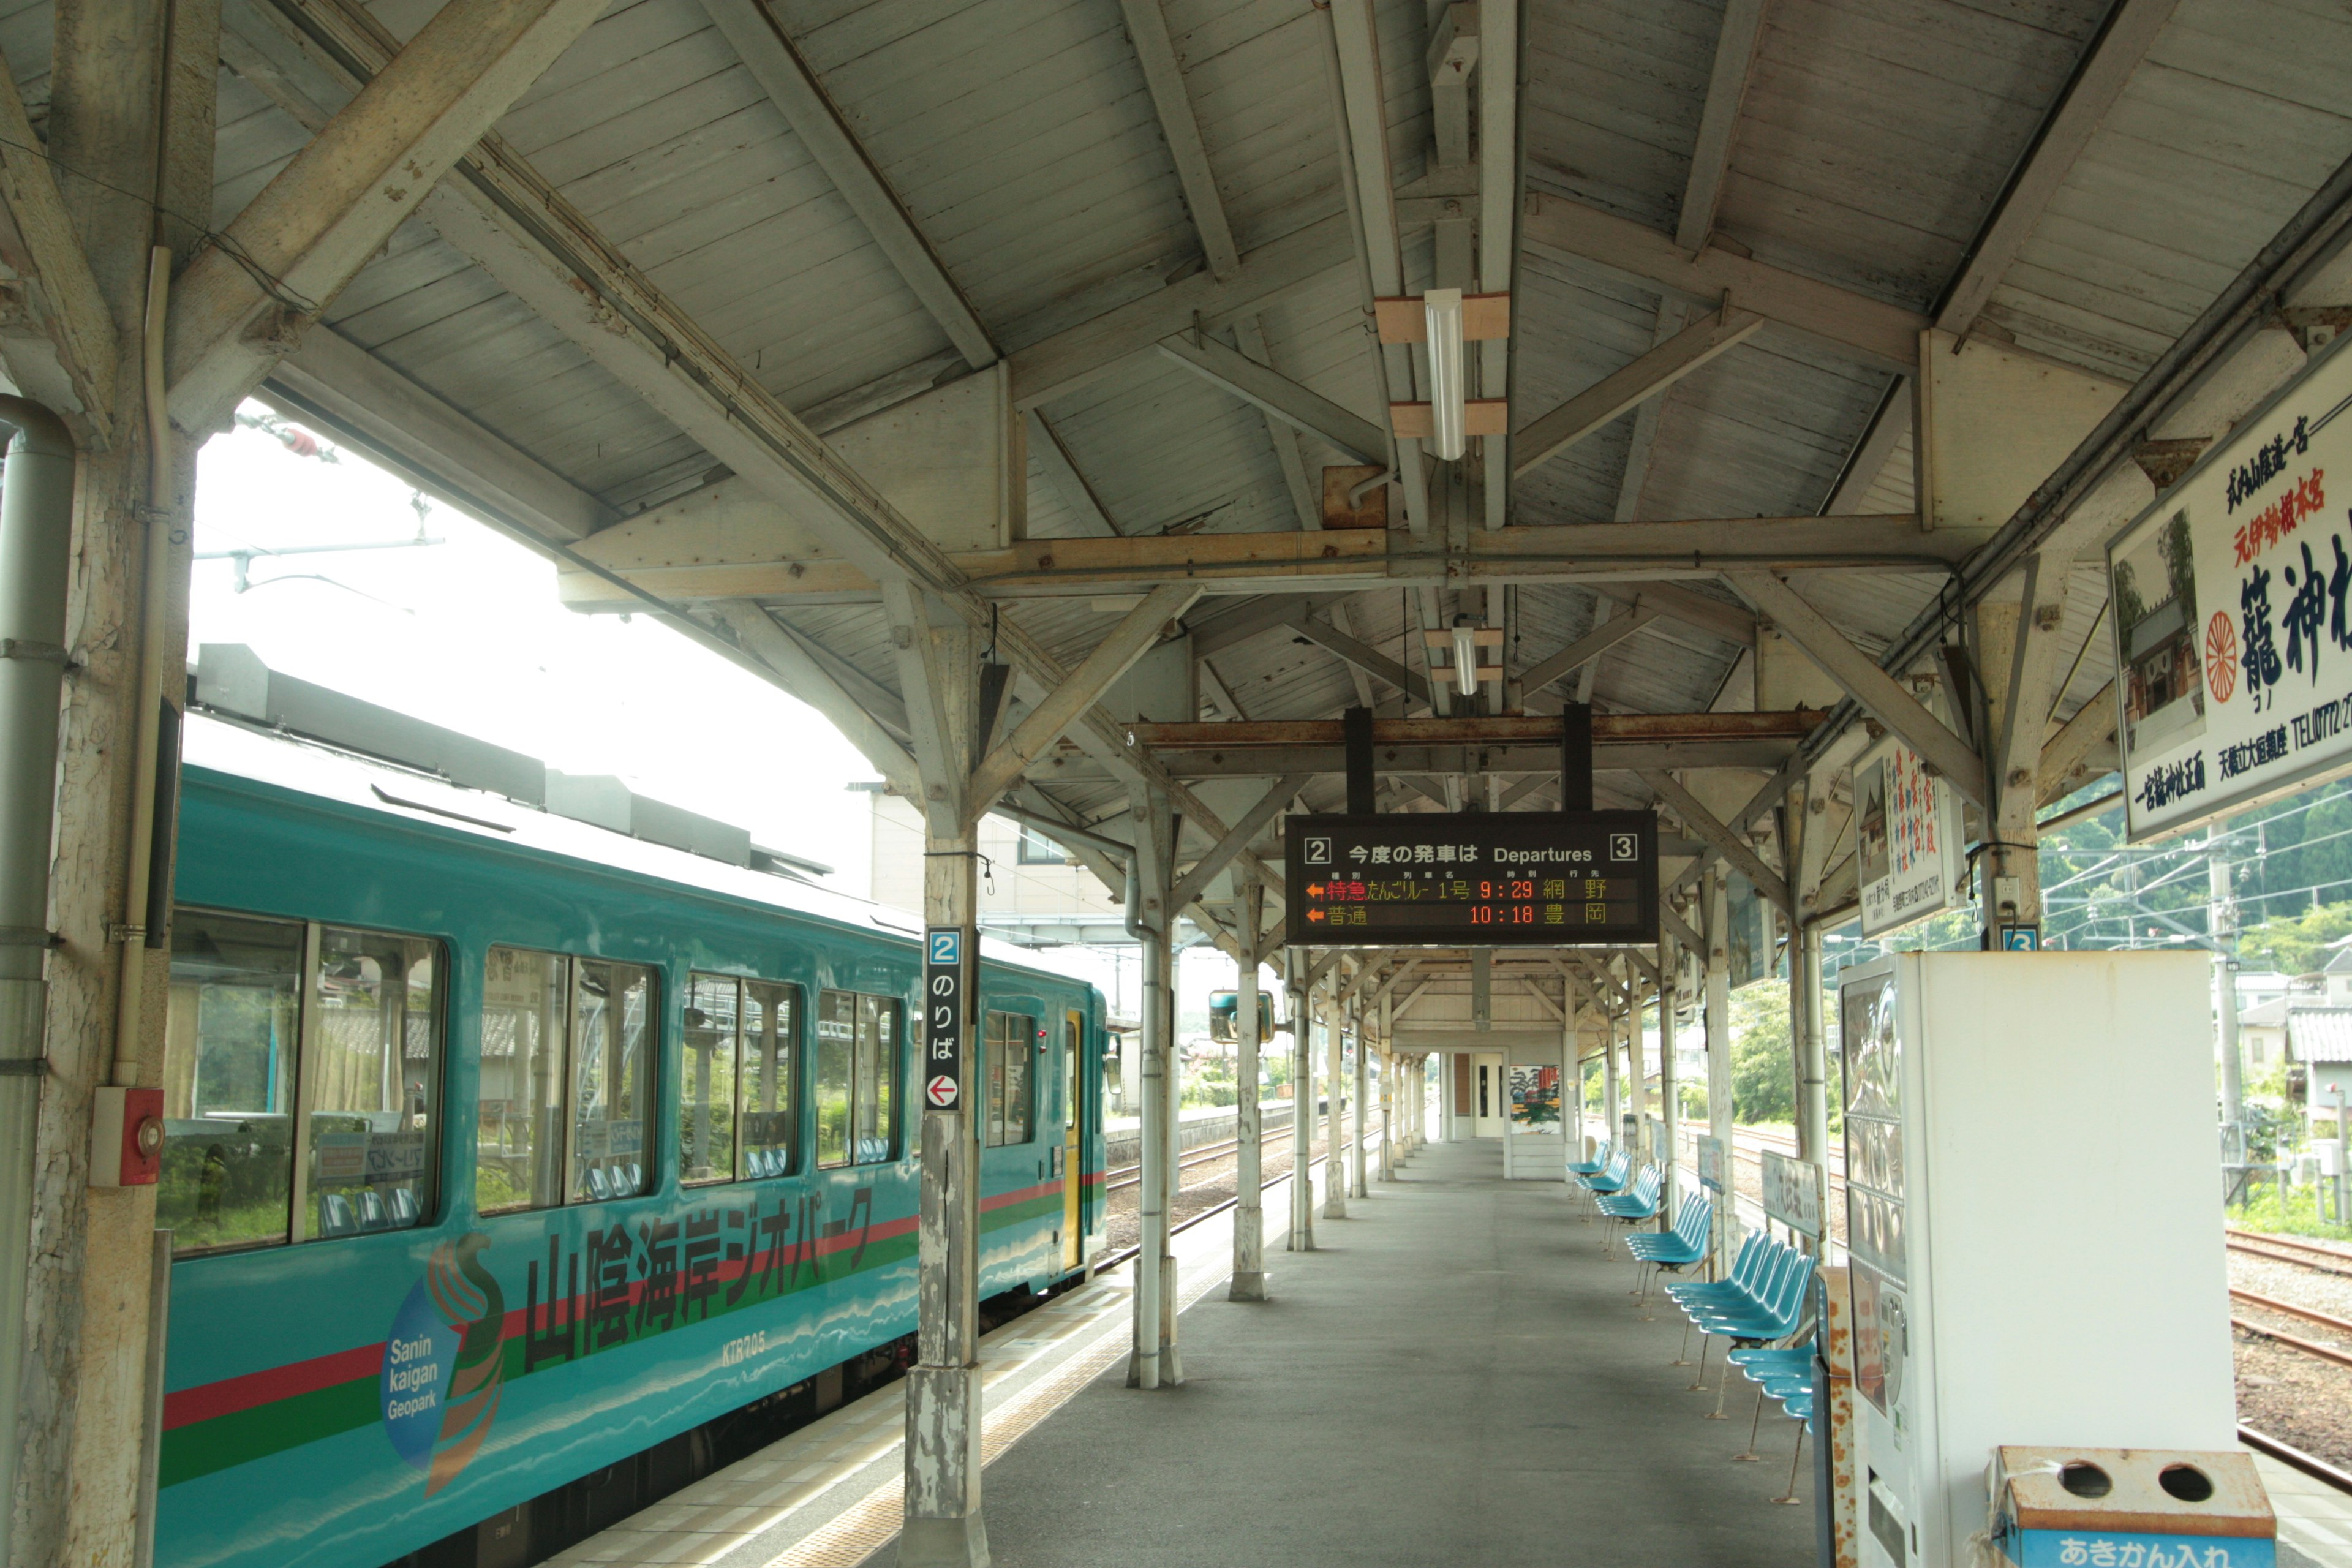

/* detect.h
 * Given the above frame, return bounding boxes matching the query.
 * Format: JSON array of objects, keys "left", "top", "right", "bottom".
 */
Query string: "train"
[{"left": 152, "top": 663, "right": 1109, "bottom": 1568}]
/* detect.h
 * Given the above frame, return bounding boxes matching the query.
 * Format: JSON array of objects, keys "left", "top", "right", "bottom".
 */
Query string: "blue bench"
[
  {"left": 1567, "top": 1138, "right": 1611, "bottom": 1178},
  {"left": 1572, "top": 1149, "right": 1630, "bottom": 1221},
  {"left": 1596, "top": 1163, "right": 1661, "bottom": 1255},
  {"left": 1627, "top": 1192, "right": 1711, "bottom": 1300}
]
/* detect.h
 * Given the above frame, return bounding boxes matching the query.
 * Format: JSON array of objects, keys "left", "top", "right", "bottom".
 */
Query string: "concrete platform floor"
[{"left": 948, "top": 1139, "right": 1817, "bottom": 1568}]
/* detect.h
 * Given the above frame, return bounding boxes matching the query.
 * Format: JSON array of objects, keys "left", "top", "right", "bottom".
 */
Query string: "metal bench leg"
[
  {"left": 1706, "top": 1345, "right": 1734, "bottom": 1418},
  {"left": 1687, "top": 1332, "right": 1712, "bottom": 1387},
  {"left": 1770, "top": 1420, "right": 1807, "bottom": 1505},
  {"left": 1673, "top": 1318, "right": 1695, "bottom": 1367},
  {"left": 1732, "top": 1384, "right": 1767, "bottom": 1461}
]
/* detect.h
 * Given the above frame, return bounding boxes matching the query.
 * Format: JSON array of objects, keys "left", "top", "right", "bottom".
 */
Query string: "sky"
[
  {"left": 190, "top": 405, "right": 1261, "bottom": 1021},
  {"left": 191, "top": 405, "right": 878, "bottom": 893}
]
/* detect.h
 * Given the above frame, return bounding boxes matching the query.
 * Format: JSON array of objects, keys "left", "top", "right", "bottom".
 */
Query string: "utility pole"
[{"left": 2212, "top": 845, "right": 2246, "bottom": 1175}]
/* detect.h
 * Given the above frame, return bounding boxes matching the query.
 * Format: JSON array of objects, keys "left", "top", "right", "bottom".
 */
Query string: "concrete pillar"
[
  {"left": 899, "top": 609, "right": 987, "bottom": 1567},
  {"left": 1600, "top": 1006, "right": 1620, "bottom": 1151},
  {"left": 2212, "top": 853, "right": 2246, "bottom": 1165},
  {"left": 1704, "top": 872, "right": 1736, "bottom": 1275},
  {"left": 1350, "top": 995, "right": 1370, "bottom": 1198},
  {"left": 1229, "top": 883, "right": 1267, "bottom": 1300},
  {"left": 1322, "top": 978, "right": 1347, "bottom": 1218},
  {"left": 1377, "top": 989, "right": 1395, "bottom": 1180},
  {"left": 1286, "top": 955, "right": 1313, "bottom": 1251}
]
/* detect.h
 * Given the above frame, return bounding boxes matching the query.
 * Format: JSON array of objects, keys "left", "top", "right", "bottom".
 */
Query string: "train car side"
[{"left": 156, "top": 765, "right": 1104, "bottom": 1568}]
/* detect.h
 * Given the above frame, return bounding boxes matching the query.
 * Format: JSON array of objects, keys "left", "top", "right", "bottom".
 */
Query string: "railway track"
[
  {"left": 1103, "top": 1124, "right": 1298, "bottom": 1194},
  {"left": 2241, "top": 1424, "right": 2352, "bottom": 1497},
  {"left": 2226, "top": 1227, "right": 2352, "bottom": 1278}
]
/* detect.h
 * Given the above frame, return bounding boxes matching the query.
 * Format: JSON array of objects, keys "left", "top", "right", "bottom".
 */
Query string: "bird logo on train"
[{"left": 380, "top": 1233, "right": 507, "bottom": 1496}]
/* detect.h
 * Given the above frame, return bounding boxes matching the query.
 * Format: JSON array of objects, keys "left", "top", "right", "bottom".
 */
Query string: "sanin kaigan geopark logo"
[{"left": 382, "top": 1234, "right": 505, "bottom": 1496}]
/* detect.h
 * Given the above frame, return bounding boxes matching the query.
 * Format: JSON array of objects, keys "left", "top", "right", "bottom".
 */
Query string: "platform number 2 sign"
[{"left": 924, "top": 929, "right": 964, "bottom": 1109}]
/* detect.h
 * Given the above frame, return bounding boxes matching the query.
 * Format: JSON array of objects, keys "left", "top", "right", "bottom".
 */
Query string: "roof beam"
[
  {"left": 1513, "top": 307, "right": 1763, "bottom": 478},
  {"left": 1675, "top": 0, "right": 1767, "bottom": 253},
  {"left": 1023, "top": 410, "right": 1119, "bottom": 537},
  {"left": 695, "top": 0, "right": 993, "bottom": 367},
  {"left": 1477, "top": 0, "right": 1519, "bottom": 530},
  {"left": 1115, "top": 0, "right": 1240, "bottom": 279},
  {"left": 1322, "top": 0, "right": 1428, "bottom": 533},
  {"left": 554, "top": 516, "right": 1952, "bottom": 605},
  {"left": 1128, "top": 712, "right": 1819, "bottom": 748},
  {"left": 2037, "top": 679, "right": 2116, "bottom": 805},
  {"left": 1517, "top": 605, "right": 1659, "bottom": 699},
  {"left": 1234, "top": 314, "right": 1323, "bottom": 531},
  {"left": 1324, "top": 601, "right": 1379, "bottom": 708},
  {"left": 1170, "top": 771, "right": 1311, "bottom": 911},
  {"left": 1189, "top": 592, "right": 1344, "bottom": 657},
  {"left": 706, "top": 601, "right": 921, "bottom": 797},
  {"left": 1523, "top": 191, "right": 1926, "bottom": 373},
  {"left": 1640, "top": 769, "right": 1791, "bottom": 913},
  {"left": 1156, "top": 331, "right": 1388, "bottom": 466},
  {"left": 966, "top": 583, "right": 1204, "bottom": 815},
  {"left": 1287, "top": 609, "right": 1434, "bottom": 708},
  {"left": 0, "top": 47, "right": 116, "bottom": 443},
  {"left": 1107, "top": 739, "right": 1799, "bottom": 779},
  {"left": 1724, "top": 568, "right": 1988, "bottom": 804},
  {"left": 1611, "top": 302, "right": 1685, "bottom": 521},
  {"left": 1007, "top": 214, "right": 1351, "bottom": 410},
  {"left": 1822, "top": 380, "right": 1909, "bottom": 514},
  {"left": 1935, "top": 0, "right": 2180, "bottom": 339},
  {"left": 168, "top": 0, "right": 608, "bottom": 434},
  {"left": 263, "top": 324, "right": 616, "bottom": 545}
]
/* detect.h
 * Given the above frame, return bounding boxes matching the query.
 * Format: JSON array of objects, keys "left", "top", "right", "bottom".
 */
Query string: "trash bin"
[{"left": 1990, "top": 1447, "right": 2275, "bottom": 1567}]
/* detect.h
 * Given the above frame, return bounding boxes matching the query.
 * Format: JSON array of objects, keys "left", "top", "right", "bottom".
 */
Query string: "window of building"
[
  {"left": 816, "top": 990, "right": 900, "bottom": 1167},
  {"left": 161, "top": 910, "right": 443, "bottom": 1256},
  {"left": 1016, "top": 825, "right": 1071, "bottom": 865},
  {"left": 986, "top": 1011, "right": 1036, "bottom": 1147},
  {"left": 477, "top": 947, "right": 656, "bottom": 1213},
  {"left": 681, "top": 973, "right": 800, "bottom": 1183}
]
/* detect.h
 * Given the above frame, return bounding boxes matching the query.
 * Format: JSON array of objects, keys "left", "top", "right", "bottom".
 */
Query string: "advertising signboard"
[
  {"left": 2109, "top": 330, "right": 2352, "bottom": 839},
  {"left": 1762, "top": 1148, "right": 1823, "bottom": 1238},
  {"left": 1856, "top": 735, "right": 1964, "bottom": 937},
  {"left": 1725, "top": 870, "right": 1771, "bottom": 988},
  {"left": 1697, "top": 1135, "right": 1726, "bottom": 1192},
  {"left": 1285, "top": 812, "right": 1658, "bottom": 946}
]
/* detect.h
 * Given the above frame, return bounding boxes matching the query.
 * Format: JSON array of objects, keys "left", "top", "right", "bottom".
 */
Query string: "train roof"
[{"left": 179, "top": 677, "right": 1096, "bottom": 991}]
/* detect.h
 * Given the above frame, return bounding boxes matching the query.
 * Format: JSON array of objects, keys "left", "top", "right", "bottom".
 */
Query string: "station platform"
[{"left": 548, "top": 1140, "right": 1817, "bottom": 1567}]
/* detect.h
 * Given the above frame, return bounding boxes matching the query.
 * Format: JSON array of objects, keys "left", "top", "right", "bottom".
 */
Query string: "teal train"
[{"left": 154, "top": 676, "right": 1107, "bottom": 1568}]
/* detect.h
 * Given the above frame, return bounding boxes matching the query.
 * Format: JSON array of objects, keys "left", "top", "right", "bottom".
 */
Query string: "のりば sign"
[{"left": 2109, "top": 329, "right": 2352, "bottom": 840}]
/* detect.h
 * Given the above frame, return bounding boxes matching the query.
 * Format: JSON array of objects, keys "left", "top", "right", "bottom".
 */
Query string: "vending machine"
[{"left": 1836, "top": 952, "right": 2235, "bottom": 1568}]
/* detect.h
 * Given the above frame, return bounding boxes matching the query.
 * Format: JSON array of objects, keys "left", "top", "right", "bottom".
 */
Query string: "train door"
[
  {"left": 1061, "top": 1010, "right": 1085, "bottom": 1270},
  {"left": 1472, "top": 1052, "right": 1505, "bottom": 1139}
]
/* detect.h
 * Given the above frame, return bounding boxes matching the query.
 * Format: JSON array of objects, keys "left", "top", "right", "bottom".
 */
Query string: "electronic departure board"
[{"left": 1283, "top": 812, "right": 1659, "bottom": 948}]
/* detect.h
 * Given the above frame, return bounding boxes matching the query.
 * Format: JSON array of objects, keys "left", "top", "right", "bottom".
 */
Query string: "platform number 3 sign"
[{"left": 924, "top": 928, "right": 964, "bottom": 1109}]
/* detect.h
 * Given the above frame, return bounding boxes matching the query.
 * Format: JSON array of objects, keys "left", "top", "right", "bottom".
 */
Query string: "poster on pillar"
[
  {"left": 2108, "top": 328, "right": 2352, "bottom": 840},
  {"left": 1507, "top": 1065, "right": 1560, "bottom": 1131},
  {"left": 1855, "top": 737, "right": 1964, "bottom": 938}
]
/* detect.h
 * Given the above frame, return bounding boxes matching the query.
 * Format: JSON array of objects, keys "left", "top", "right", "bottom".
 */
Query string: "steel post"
[
  {"left": 1660, "top": 929, "right": 1678, "bottom": 1219},
  {"left": 1128, "top": 786, "right": 1178, "bottom": 1387},
  {"left": 1796, "top": 922, "right": 1828, "bottom": 1250},
  {"left": 1705, "top": 871, "right": 1736, "bottom": 1276},
  {"left": 2213, "top": 853, "right": 2246, "bottom": 1168},
  {"left": 1351, "top": 994, "right": 1370, "bottom": 1197}
]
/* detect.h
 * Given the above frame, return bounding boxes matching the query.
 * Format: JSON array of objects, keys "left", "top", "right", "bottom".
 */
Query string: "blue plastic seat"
[
  {"left": 317, "top": 1192, "right": 357, "bottom": 1237},
  {"left": 1567, "top": 1139, "right": 1611, "bottom": 1177},
  {"left": 356, "top": 1188, "right": 390, "bottom": 1232},
  {"left": 1597, "top": 1164, "right": 1661, "bottom": 1220},
  {"left": 586, "top": 1164, "right": 611, "bottom": 1200},
  {"left": 388, "top": 1187, "right": 420, "bottom": 1227},
  {"left": 1575, "top": 1150, "right": 1631, "bottom": 1196}
]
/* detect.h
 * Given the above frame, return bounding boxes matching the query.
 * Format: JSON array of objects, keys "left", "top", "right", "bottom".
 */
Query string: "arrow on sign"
[{"left": 926, "top": 1074, "right": 959, "bottom": 1109}]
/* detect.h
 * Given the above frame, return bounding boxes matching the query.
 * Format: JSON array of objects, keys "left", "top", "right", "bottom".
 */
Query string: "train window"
[
  {"left": 478, "top": 948, "right": 568, "bottom": 1213},
  {"left": 984, "top": 1012, "right": 1035, "bottom": 1147},
  {"left": 160, "top": 910, "right": 445, "bottom": 1256},
  {"left": 570, "top": 962, "right": 654, "bottom": 1204},
  {"left": 309, "top": 927, "right": 440, "bottom": 1237},
  {"left": 477, "top": 949, "right": 655, "bottom": 1211},
  {"left": 680, "top": 973, "right": 799, "bottom": 1185},
  {"left": 816, "top": 990, "right": 900, "bottom": 1167}
]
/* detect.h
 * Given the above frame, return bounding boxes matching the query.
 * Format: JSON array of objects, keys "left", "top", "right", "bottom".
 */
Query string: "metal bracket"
[
  {"left": 0, "top": 638, "right": 67, "bottom": 665},
  {"left": 0, "top": 925, "right": 56, "bottom": 948},
  {"left": 108, "top": 924, "right": 145, "bottom": 946}
]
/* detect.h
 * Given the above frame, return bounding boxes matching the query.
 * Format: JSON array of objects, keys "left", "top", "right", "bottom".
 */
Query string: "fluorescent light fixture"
[
  {"left": 1451, "top": 616, "right": 1479, "bottom": 697},
  {"left": 1422, "top": 287, "right": 1467, "bottom": 461}
]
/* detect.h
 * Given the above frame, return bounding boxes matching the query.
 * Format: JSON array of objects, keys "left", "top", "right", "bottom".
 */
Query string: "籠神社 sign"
[{"left": 2110, "top": 330, "right": 2352, "bottom": 839}]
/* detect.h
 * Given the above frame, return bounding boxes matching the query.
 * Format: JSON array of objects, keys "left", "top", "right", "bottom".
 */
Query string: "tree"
[
  {"left": 2241, "top": 901, "right": 2352, "bottom": 976},
  {"left": 1730, "top": 984, "right": 1795, "bottom": 1125}
]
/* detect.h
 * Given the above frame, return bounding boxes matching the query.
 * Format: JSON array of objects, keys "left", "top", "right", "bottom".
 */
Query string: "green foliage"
[
  {"left": 2241, "top": 902, "right": 2352, "bottom": 976},
  {"left": 2232, "top": 1175, "right": 2352, "bottom": 1244}
]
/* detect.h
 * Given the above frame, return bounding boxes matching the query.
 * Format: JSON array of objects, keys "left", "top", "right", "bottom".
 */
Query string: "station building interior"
[{"left": 2, "top": 0, "right": 2352, "bottom": 1564}]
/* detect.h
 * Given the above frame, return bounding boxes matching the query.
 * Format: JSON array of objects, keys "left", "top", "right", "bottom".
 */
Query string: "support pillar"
[
  {"left": 1377, "top": 990, "right": 1395, "bottom": 1180},
  {"left": 1286, "top": 954, "right": 1313, "bottom": 1251},
  {"left": 1126, "top": 785, "right": 1178, "bottom": 1387},
  {"left": 1322, "top": 978, "right": 1348, "bottom": 1219},
  {"left": 1704, "top": 872, "right": 1736, "bottom": 1275},
  {"left": 1797, "top": 922, "right": 1828, "bottom": 1246},
  {"left": 1600, "top": 1003, "right": 1620, "bottom": 1151},
  {"left": 1350, "top": 994, "right": 1370, "bottom": 1198},
  {"left": 897, "top": 603, "right": 987, "bottom": 1568},
  {"left": 1659, "top": 929, "right": 1678, "bottom": 1219},
  {"left": 1229, "top": 883, "right": 1268, "bottom": 1300},
  {"left": 2213, "top": 853, "right": 2245, "bottom": 1167}
]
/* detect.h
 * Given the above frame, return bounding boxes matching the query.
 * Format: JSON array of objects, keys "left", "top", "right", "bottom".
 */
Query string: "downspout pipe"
[{"left": 0, "top": 393, "right": 78, "bottom": 1568}]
